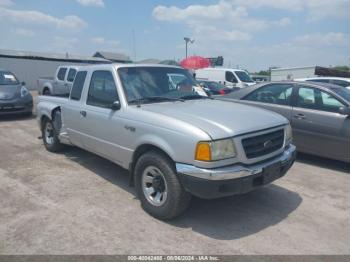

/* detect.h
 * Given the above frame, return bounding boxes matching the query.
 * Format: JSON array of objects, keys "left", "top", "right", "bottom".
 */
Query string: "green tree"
[{"left": 334, "top": 65, "right": 350, "bottom": 72}]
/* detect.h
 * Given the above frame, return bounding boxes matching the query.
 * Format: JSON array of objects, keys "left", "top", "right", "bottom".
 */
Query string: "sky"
[{"left": 0, "top": 0, "right": 349, "bottom": 72}]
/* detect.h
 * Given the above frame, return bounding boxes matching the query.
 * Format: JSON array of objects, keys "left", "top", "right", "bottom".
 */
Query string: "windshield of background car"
[
  {"left": 330, "top": 87, "right": 350, "bottom": 103},
  {"left": 235, "top": 71, "right": 254, "bottom": 83},
  {"left": 118, "top": 67, "right": 206, "bottom": 103},
  {"left": 0, "top": 71, "right": 19, "bottom": 85}
]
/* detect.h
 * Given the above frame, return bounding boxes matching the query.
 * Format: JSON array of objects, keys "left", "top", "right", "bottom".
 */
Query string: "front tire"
[
  {"left": 134, "top": 151, "right": 191, "bottom": 220},
  {"left": 42, "top": 118, "right": 63, "bottom": 152}
]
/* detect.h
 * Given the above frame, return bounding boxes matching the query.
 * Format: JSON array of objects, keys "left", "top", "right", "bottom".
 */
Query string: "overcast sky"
[{"left": 0, "top": 0, "right": 349, "bottom": 71}]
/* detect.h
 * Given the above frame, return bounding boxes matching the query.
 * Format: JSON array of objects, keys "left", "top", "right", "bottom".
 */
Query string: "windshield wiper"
[
  {"left": 179, "top": 94, "right": 212, "bottom": 100},
  {"left": 129, "top": 96, "right": 184, "bottom": 105}
]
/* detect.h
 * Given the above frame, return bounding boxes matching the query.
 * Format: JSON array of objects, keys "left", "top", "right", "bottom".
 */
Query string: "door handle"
[
  {"left": 80, "top": 110, "right": 87, "bottom": 117},
  {"left": 293, "top": 113, "right": 306, "bottom": 120}
]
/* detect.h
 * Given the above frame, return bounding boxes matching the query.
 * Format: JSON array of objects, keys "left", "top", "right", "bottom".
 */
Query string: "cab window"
[
  {"left": 57, "top": 67, "right": 67, "bottom": 81},
  {"left": 244, "top": 84, "right": 293, "bottom": 106},
  {"left": 87, "top": 71, "right": 119, "bottom": 108},
  {"left": 225, "top": 71, "right": 238, "bottom": 83},
  {"left": 67, "top": 68, "right": 77, "bottom": 82},
  {"left": 70, "top": 71, "right": 87, "bottom": 101}
]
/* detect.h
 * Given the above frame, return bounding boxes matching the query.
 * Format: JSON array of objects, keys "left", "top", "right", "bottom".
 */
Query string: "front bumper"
[
  {"left": 0, "top": 95, "right": 33, "bottom": 115},
  {"left": 176, "top": 145, "right": 296, "bottom": 199}
]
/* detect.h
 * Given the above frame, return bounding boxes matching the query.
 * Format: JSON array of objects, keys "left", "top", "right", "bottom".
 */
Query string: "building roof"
[
  {"left": 93, "top": 51, "right": 131, "bottom": 62},
  {"left": 0, "top": 49, "right": 110, "bottom": 63}
]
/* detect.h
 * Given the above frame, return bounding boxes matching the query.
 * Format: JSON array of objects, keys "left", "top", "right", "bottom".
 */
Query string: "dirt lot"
[{"left": 0, "top": 111, "right": 349, "bottom": 255}]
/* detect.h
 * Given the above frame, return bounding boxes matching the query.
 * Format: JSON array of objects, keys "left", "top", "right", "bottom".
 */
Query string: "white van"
[{"left": 195, "top": 68, "right": 256, "bottom": 89}]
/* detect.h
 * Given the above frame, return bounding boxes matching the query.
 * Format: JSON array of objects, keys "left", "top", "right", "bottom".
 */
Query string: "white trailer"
[{"left": 270, "top": 66, "right": 316, "bottom": 81}]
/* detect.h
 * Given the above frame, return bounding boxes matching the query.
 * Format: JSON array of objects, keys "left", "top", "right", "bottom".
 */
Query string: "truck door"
[
  {"left": 65, "top": 68, "right": 77, "bottom": 95},
  {"left": 54, "top": 67, "right": 67, "bottom": 95},
  {"left": 78, "top": 70, "right": 132, "bottom": 167},
  {"left": 63, "top": 70, "right": 88, "bottom": 148},
  {"left": 225, "top": 71, "right": 238, "bottom": 88}
]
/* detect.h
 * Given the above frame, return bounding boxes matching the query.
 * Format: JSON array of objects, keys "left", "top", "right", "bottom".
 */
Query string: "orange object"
[{"left": 195, "top": 142, "right": 211, "bottom": 161}]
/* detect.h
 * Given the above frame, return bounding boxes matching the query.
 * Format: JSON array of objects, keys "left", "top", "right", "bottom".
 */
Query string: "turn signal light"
[{"left": 195, "top": 142, "right": 211, "bottom": 161}]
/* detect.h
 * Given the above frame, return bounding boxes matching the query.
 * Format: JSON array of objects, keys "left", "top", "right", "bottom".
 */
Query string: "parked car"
[
  {"left": 198, "top": 80, "right": 234, "bottom": 95},
  {"left": 218, "top": 81, "right": 350, "bottom": 163},
  {"left": 0, "top": 70, "right": 33, "bottom": 116},
  {"left": 295, "top": 77, "right": 350, "bottom": 89},
  {"left": 38, "top": 65, "right": 79, "bottom": 96},
  {"left": 195, "top": 68, "right": 256, "bottom": 89},
  {"left": 37, "top": 64, "right": 296, "bottom": 220}
]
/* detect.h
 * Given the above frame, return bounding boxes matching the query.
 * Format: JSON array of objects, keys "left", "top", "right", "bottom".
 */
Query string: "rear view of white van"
[{"left": 195, "top": 68, "right": 256, "bottom": 89}]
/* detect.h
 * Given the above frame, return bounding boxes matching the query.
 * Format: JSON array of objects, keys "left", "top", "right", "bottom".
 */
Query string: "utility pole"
[
  {"left": 184, "top": 37, "right": 194, "bottom": 58},
  {"left": 132, "top": 29, "right": 136, "bottom": 61}
]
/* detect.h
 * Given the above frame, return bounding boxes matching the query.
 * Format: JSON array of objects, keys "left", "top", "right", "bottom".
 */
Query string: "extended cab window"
[
  {"left": 70, "top": 71, "right": 87, "bottom": 101},
  {"left": 67, "top": 68, "right": 77, "bottom": 82},
  {"left": 225, "top": 71, "right": 238, "bottom": 83},
  {"left": 87, "top": 71, "right": 119, "bottom": 108},
  {"left": 57, "top": 67, "right": 67, "bottom": 81},
  {"left": 244, "top": 84, "right": 293, "bottom": 106}
]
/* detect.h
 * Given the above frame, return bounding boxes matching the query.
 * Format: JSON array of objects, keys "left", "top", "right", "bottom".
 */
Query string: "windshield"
[
  {"left": 0, "top": 71, "right": 19, "bottom": 85},
  {"left": 118, "top": 67, "right": 207, "bottom": 104},
  {"left": 331, "top": 87, "right": 350, "bottom": 102},
  {"left": 235, "top": 71, "right": 254, "bottom": 83}
]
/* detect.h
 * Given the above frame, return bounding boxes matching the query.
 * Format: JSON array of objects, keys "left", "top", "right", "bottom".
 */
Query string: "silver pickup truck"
[
  {"left": 38, "top": 65, "right": 79, "bottom": 96},
  {"left": 37, "top": 64, "right": 296, "bottom": 220}
]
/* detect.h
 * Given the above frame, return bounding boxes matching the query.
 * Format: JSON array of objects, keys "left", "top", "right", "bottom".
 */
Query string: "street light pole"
[{"left": 184, "top": 37, "right": 194, "bottom": 58}]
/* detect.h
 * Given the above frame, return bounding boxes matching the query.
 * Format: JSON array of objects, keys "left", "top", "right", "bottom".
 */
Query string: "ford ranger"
[
  {"left": 37, "top": 64, "right": 296, "bottom": 220},
  {"left": 38, "top": 65, "right": 79, "bottom": 96}
]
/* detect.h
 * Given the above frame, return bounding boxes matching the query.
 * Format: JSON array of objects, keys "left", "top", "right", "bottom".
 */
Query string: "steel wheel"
[
  {"left": 142, "top": 166, "right": 168, "bottom": 207},
  {"left": 44, "top": 122, "right": 54, "bottom": 145}
]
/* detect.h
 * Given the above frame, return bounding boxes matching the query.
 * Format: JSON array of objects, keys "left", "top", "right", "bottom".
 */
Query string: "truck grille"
[{"left": 242, "top": 129, "right": 284, "bottom": 159}]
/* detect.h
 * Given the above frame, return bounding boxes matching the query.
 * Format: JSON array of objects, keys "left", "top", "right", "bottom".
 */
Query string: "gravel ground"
[{"left": 0, "top": 110, "right": 349, "bottom": 255}]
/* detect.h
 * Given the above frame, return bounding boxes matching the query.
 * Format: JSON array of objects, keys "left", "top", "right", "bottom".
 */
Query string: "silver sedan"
[{"left": 219, "top": 81, "right": 350, "bottom": 163}]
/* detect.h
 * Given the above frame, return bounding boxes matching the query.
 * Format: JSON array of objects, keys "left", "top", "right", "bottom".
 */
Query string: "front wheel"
[
  {"left": 134, "top": 151, "right": 191, "bottom": 220},
  {"left": 42, "top": 118, "right": 63, "bottom": 152}
]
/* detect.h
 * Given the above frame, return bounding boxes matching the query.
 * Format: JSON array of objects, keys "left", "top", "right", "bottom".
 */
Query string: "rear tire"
[
  {"left": 43, "top": 88, "right": 51, "bottom": 96},
  {"left": 134, "top": 151, "right": 191, "bottom": 220},
  {"left": 42, "top": 118, "right": 63, "bottom": 152}
]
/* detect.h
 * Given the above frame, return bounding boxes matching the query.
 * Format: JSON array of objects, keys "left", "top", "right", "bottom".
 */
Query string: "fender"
[
  {"left": 37, "top": 100, "right": 60, "bottom": 124},
  {"left": 42, "top": 83, "right": 53, "bottom": 94}
]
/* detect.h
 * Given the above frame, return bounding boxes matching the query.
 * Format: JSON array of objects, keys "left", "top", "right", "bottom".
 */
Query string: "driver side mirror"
[
  {"left": 21, "top": 82, "right": 26, "bottom": 86},
  {"left": 339, "top": 106, "right": 350, "bottom": 115},
  {"left": 111, "top": 101, "right": 121, "bottom": 111}
]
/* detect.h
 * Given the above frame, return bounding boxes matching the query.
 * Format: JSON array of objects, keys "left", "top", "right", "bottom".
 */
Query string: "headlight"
[
  {"left": 285, "top": 124, "right": 293, "bottom": 145},
  {"left": 21, "top": 86, "right": 29, "bottom": 97},
  {"left": 195, "top": 139, "right": 236, "bottom": 161}
]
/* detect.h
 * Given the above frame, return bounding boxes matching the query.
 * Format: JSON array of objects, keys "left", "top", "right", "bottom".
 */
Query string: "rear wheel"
[
  {"left": 42, "top": 118, "right": 63, "bottom": 152},
  {"left": 134, "top": 151, "right": 191, "bottom": 220},
  {"left": 43, "top": 88, "right": 51, "bottom": 96}
]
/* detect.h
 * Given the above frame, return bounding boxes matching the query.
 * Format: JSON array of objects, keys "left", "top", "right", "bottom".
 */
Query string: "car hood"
[
  {"left": 0, "top": 84, "right": 21, "bottom": 100},
  {"left": 140, "top": 99, "right": 288, "bottom": 139}
]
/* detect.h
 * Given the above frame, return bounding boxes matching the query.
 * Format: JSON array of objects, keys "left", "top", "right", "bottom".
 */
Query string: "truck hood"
[
  {"left": 0, "top": 84, "right": 21, "bottom": 100},
  {"left": 140, "top": 99, "right": 288, "bottom": 139}
]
